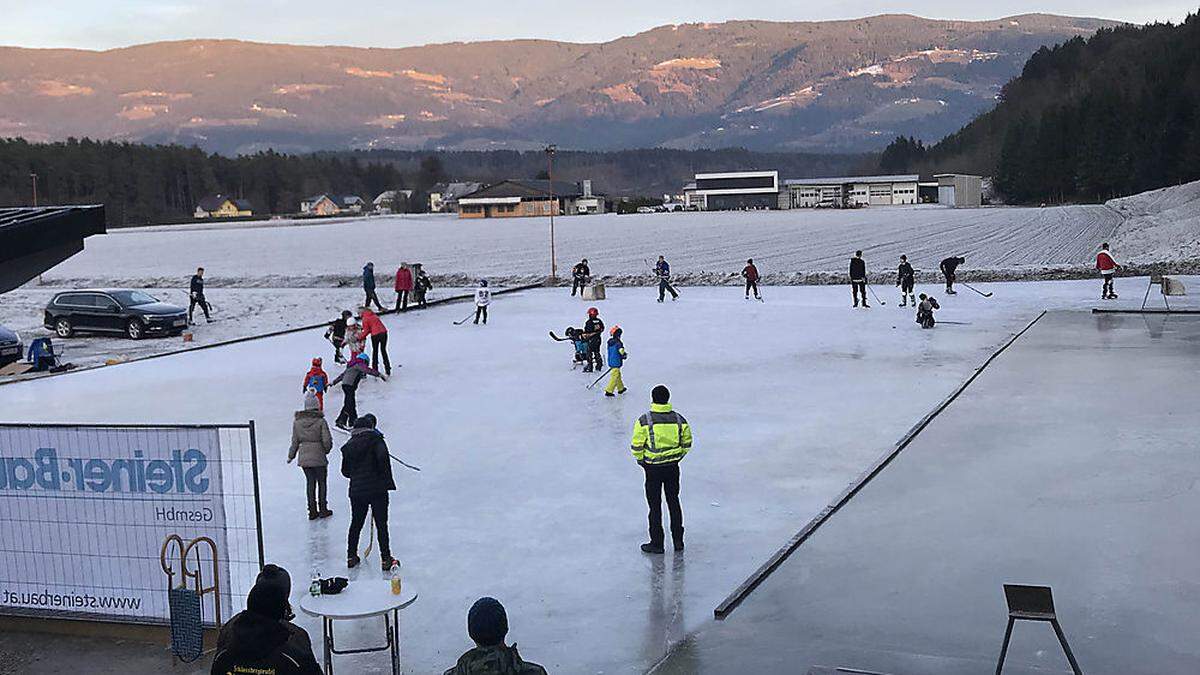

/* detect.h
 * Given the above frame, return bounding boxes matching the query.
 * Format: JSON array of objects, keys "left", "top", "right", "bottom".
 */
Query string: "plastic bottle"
[
  {"left": 390, "top": 562, "right": 402, "bottom": 595},
  {"left": 310, "top": 567, "right": 321, "bottom": 597}
]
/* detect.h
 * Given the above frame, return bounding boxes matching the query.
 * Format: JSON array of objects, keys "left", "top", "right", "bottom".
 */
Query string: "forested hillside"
[{"left": 882, "top": 13, "right": 1200, "bottom": 203}]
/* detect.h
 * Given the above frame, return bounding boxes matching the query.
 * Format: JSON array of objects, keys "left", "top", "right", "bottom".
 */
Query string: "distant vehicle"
[
  {"left": 44, "top": 289, "right": 188, "bottom": 340},
  {"left": 636, "top": 206, "right": 655, "bottom": 214},
  {"left": 0, "top": 324, "right": 21, "bottom": 366}
]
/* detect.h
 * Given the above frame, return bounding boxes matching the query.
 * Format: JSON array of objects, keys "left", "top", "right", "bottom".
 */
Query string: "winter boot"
[
  {"left": 381, "top": 557, "right": 399, "bottom": 572},
  {"left": 617, "top": 388, "right": 627, "bottom": 395},
  {"left": 308, "top": 511, "right": 319, "bottom": 521},
  {"left": 605, "top": 392, "right": 615, "bottom": 397},
  {"left": 319, "top": 509, "right": 333, "bottom": 518},
  {"left": 640, "top": 542, "right": 665, "bottom": 555},
  {"left": 347, "top": 555, "right": 361, "bottom": 569},
  {"left": 900, "top": 298, "right": 907, "bottom": 307}
]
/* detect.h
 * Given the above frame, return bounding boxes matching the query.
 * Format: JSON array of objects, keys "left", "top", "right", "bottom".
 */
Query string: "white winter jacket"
[{"left": 475, "top": 288, "right": 492, "bottom": 306}]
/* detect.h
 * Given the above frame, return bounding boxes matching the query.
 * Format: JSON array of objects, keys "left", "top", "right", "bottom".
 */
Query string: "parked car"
[
  {"left": 44, "top": 289, "right": 188, "bottom": 340},
  {"left": 0, "top": 324, "right": 22, "bottom": 366}
]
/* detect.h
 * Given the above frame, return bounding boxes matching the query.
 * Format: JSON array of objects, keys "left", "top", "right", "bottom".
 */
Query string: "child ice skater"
[
  {"left": 302, "top": 357, "right": 329, "bottom": 411},
  {"left": 604, "top": 326, "right": 628, "bottom": 397}
]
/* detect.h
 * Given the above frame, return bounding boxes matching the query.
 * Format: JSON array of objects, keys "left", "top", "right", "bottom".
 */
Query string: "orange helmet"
[{"left": 609, "top": 325, "right": 621, "bottom": 336}]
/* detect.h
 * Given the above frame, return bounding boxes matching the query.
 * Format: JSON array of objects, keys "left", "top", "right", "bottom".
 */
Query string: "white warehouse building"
[{"left": 785, "top": 174, "right": 920, "bottom": 208}]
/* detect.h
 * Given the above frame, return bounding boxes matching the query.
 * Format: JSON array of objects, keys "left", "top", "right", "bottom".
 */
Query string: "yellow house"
[{"left": 195, "top": 194, "right": 253, "bottom": 218}]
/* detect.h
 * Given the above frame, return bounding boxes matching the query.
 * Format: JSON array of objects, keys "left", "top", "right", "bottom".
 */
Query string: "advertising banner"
[{"left": 0, "top": 425, "right": 232, "bottom": 623}]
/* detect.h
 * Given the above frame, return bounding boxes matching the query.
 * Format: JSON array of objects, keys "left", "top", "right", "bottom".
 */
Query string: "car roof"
[{"left": 54, "top": 288, "right": 146, "bottom": 295}]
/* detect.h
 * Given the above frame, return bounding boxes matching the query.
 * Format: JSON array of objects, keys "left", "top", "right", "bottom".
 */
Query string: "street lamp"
[
  {"left": 545, "top": 144, "right": 557, "bottom": 281},
  {"left": 29, "top": 172, "right": 38, "bottom": 207}
]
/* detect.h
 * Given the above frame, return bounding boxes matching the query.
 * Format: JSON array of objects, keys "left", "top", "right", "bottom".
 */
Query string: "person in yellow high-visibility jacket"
[{"left": 630, "top": 385, "right": 692, "bottom": 554}]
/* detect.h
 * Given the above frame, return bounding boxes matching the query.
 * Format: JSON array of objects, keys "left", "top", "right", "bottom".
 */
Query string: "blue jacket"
[
  {"left": 655, "top": 261, "right": 670, "bottom": 278},
  {"left": 607, "top": 337, "right": 626, "bottom": 368},
  {"left": 362, "top": 265, "right": 375, "bottom": 290}
]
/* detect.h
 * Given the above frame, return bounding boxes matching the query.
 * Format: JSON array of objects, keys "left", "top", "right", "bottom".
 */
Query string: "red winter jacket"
[
  {"left": 394, "top": 267, "right": 413, "bottom": 291},
  {"left": 1096, "top": 251, "right": 1118, "bottom": 272},
  {"left": 360, "top": 310, "right": 387, "bottom": 337},
  {"left": 742, "top": 264, "right": 760, "bottom": 282}
]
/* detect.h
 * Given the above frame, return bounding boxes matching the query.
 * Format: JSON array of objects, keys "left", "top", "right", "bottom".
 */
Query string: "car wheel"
[
  {"left": 54, "top": 317, "right": 74, "bottom": 338},
  {"left": 127, "top": 319, "right": 144, "bottom": 340}
]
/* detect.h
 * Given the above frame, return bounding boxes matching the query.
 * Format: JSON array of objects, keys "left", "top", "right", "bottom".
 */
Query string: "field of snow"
[
  {"left": 36, "top": 203, "right": 1125, "bottom": 289},
  {"left": 1108, "top": 179, "right": 1200, "bottom": 263},
  {"left": 3, "top": 282, "right": 1197, "bottom": 673}
]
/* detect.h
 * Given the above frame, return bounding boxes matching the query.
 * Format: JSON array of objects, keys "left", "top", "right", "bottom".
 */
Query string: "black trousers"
[
  {"left": 944, "top": 272, "right": 956, "bottom": 291},
  {"left": 585, "top": 341, "right": 603, "bottom": 371},
  {"left": 1102, "top": 274, "right": 1114, "bottom": 296},
  {"left": 474, "top": 306, "right": 488, "bottom": 324},
  {"left": 851, "top": 281, "right": 867, "bottom": 305},
  {"left": 302, "top": 466, "right": 328, "bottom": 516},
  {"left": 744, "top": 279, "right": 759, "bottom": 297},
  {"left": 395, "top": 290, "right": 409, "bottom": 311},
  {"left": 347, "top": 492, "right": 390, "bottom": 559},
  {"left": 336, "top": 384, "right": 357, "bottom": 427},
  {"left": 572, "top": 276, "right": 587, "bottom": 296},
  {"left": 364, "top": 288, "right": 384, "bottom": 311},
  {"left": 658, "top": 278, "right": 678, "bottom": 301},
  {"left": 643, "top": 463, "right": 683, "bottom": 546},
  {"left": 188, "top": 293, "right": 210, "bottom": 322},
  {"left": 330, "top": 335, "right": 346, "bottom": 362},
  {"left": 371, "top": 332, "right": 391, "bottom": 374}
]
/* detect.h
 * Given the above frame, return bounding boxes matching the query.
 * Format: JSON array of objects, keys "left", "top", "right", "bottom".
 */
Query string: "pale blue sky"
[{"left": 4, "top": 0, "right": 1197, "bottom": 50}]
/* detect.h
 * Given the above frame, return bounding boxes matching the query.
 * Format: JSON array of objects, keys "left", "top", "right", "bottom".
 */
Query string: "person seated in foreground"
[
  {"left": 444, "top": 597, "right": 548, "bottom": 675},
  {"left": 212, "top": 564, "right": 322, "bottom": 675}
]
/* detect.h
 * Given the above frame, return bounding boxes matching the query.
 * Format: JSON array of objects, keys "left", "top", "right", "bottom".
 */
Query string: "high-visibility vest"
[{"left": 631, "top": 403, "right": 692, "bottom": 465}]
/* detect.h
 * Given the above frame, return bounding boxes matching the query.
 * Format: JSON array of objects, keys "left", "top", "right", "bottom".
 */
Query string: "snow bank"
[{"left": 1108, "top": 179, "right": 1200, "bottom": 263}]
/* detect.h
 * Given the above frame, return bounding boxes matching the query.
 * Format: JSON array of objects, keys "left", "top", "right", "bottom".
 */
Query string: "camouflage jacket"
[{"left": 443, "top": 644, "right": 548, "bottom": 675}]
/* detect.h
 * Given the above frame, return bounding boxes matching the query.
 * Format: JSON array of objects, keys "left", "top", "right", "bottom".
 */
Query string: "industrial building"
[
  {"left": 457, "top": 179, "right": 605, "bottom": 219},
  {"left": 682, "top": 170, "right": 981, "bottom": 210},
  {"left": 785, "top": 175, "right": 919, "bottom": 208},
  {"left": 936, "top": 173, "right": 983, "bottom": 208},
  {"left": 685, "top": 171, "right": 784, "bottom": 211}
]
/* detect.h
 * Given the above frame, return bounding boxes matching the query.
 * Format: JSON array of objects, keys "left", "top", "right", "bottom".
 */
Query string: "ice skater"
[
  {"left": 473, "top": 279, "right": 491, "bottom": 324},
  {"left": 582, "top": 307, "right": 604, "bottom": 372},
  {"left": 1096, "top": 243, "right": 1120, "bottom": 299},
  {"left": 742, "top": 258, "right": 761, "bottom": 300},
  {"left": 916, "top": 293, "right": 940, "bottom": 328},
  {"left": 188, "top": 266, "right": 211, "bottom": 324},
  {"left": 393, "top": 262, "right": 413, "bottom": 311},
  {"left": 340, "top": 413, "right": 398, "bottom": 571},
  {"left": 362, "top": 261, "right": 385, "bottom": 312},
  {"left": 301, "top": 357, "right": 329, "bottom": 411},
  {"left": 571, "top": 258, "right": 591, "bottom": 296},
  {"left": 413, "top": 263, "right": 433, "bottom": 308},
  {"left": 940, "top": 255, "right": 965, "bottom": 295},
  {"left": 564, "top": 327, "right": 589, "bottom": 368},
  {"left": 849, "top": 251, "right": 869, "bottom": 307},
  {"left": 324, "top": 310, "right": 352, "bottom": 363},
  {"left": 360, "top": 306, "right": 391, "bottom": 376},
  {"left": 331, "top": 353, "right": 385, "bottom": 431},
  {"left": 288, "top": 389, "right": 333, "bottom": 520},
  {"left": 896, "top": 255, "right": 916, "bottom": 307},
  {"left": 604, "top": 326, "right": 628, "bottom": 397},
  {"left": 654, "top": 255, "right": 679, "bottom": 302},
  {"left": 631, "top": 385, "right": 692, "bottom": 554}
]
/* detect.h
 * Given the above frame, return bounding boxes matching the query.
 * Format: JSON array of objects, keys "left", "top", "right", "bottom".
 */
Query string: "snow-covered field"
[
  {"left": 1108, "top": 179, "right": 1200, "bottom": 263},
  {"left": 36, "top": 203, "right": 1128, "bottom": 289},
  {"left": 3, "top": 282, "right": 1197, "bottom": 673}
]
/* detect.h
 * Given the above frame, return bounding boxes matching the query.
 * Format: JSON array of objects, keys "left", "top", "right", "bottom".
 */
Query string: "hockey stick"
[
  {"left": 388, "top": 453, "right": 421, "bottom": 472},
  {"left": 452, "top": 311, "right": 476, "bottom": 325},
  {"left": 586, "top": 368, "right": 613, "bottom": 389},
  {"left": 549, "top": 331, "right": 571, "bottom": 341},
  {"left": 961, "top": 282, "right": 993, "bottom": 298},
  {"left": 867, "top": 284, "right": 886, "bottom": 306},
  {"left": 937, "top": 320, "right": 973, "bottom": 325},
  {"left": 363, "top": 514, "right": 375, "bottom": 559}
]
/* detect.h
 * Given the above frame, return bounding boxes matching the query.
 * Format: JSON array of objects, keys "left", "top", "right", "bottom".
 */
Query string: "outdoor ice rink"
[{"left": 3, "top": 278, "right": 1197, "bottom": 673}]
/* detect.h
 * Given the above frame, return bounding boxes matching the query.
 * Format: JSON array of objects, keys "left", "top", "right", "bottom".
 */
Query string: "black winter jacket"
[
  {"left": 849, "top": 257, "right": 866, "bottom": 281},
  {"left": 211, "top": 610, "right": 322, "bottom": 675},
  {"left": 340, "top": 428, "right": 396, "bottom": 498}
]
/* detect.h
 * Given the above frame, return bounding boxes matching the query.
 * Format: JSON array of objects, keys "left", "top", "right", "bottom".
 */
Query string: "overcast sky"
[{"left": 4, "top": 1, "right": 1197, "bottom": 50}]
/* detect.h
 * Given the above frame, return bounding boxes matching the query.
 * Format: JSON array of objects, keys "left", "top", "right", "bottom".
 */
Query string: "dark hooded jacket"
[
  {"left": 212, "top": 609, "right": 321, "bottom": 675},
  {"left": 443, "top": 644, "right": 548, "bottom": 675},
  {"left": 340, "top": 425, "right": 396, "bottom": 498}
]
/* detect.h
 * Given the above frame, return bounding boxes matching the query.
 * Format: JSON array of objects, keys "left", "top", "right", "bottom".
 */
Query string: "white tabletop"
[{"left": 299, "top": 579, "right": 418, "bottom": 619}]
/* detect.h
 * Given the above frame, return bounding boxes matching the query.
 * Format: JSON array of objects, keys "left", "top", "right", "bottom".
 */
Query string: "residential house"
[
  {"left": 457, "top": 179, "right": 605, "bottom": 219},
  {"left": 194, "top": 194, "right": 253, "bottom": 218},
  {"left": 373, "top": 190, "right": 414, "bottom": 214},
  {"left": 300, "top": 194, "right": 366, "bottom": 216},
  {"left": 429, "top": 182, "right": 483, "bottom": 213}
]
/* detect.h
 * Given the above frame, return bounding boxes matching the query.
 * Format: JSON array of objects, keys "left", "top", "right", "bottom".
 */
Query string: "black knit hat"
[
  {"left": 652, "top": 385, "right": 670, "bottom": 405},
  {"left": 353, "top": 413, "right": 377, "bottom": 429},
  {"left": 467, "top": 597, "right": 508, "bottom": 646},
  {"left": 247, "top": 581, "right": 288, "bottom": 621}
]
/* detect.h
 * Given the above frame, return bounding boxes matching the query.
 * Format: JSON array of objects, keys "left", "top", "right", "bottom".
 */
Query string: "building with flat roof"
[
  {"left": 785, "top": 174, "right": 919, "bottom": 208},
  {"left": 935, "top": 173, "right": 983, "bottom": 208},
  {"left": 457, "top": 179, "right": 605, "bottom": 218},
  {"left": 689, "top": 171, "right": 784, "bottom": 210}
]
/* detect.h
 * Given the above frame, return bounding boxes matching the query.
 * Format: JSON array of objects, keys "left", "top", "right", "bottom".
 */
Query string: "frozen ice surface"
[{"left": 1, "top": 281, "right": 1196, "bottom": 673}]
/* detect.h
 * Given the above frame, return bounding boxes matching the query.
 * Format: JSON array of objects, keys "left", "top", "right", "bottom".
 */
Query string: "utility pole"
[
  {"left": 545, "top": 144, "right": 558, "bottom": 280},
  {"left": 30, "top": 172, "right": 38, "bottom": 207}
]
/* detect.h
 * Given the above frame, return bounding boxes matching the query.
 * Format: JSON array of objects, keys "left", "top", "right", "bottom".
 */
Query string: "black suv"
[{"left": 44, "top": 290, "right": 188, "bottom": 340}]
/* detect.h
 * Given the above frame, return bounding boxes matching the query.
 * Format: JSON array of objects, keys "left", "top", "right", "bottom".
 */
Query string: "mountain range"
[{"left": 0, "top": 14, "right": 1118, "bottom": 155}]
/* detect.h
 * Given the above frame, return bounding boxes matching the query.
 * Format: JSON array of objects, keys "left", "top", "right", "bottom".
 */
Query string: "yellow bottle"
[{"left": 390, "top": 562, "right": 402, "bottom": 595}]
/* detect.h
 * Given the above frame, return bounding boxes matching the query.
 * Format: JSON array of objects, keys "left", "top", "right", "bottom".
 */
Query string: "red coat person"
[{"left": 394, "top": 266, "right": 414, "bottom": 292}]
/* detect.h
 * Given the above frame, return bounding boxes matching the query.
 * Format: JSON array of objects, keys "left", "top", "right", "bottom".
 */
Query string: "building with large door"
[
  {"left": 785, "top": 175, "right": 919, "bottom": 208},
  {"left": 935, "top": 174, "right": 983, "bottom": 208},
  {"left": 688, "top": 171, "right": 784, "bottom": 210},
  {"left": 456, "top": 179, "right": 605, "bottom": 218}
]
